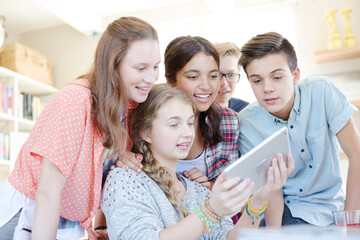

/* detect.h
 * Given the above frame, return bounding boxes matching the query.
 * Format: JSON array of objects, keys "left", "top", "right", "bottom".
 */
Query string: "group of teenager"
[{"left": 0, "top": 16, "right": 359, "bottom": 240}]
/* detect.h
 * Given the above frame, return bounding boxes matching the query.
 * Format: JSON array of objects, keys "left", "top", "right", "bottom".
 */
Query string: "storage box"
[{"left": 0, "top": 43, "right": 53, "bottom": 86}]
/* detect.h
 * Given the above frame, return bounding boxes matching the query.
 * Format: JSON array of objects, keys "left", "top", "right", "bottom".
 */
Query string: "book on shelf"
[
  {"left": 21, "top": 92, "right": 41, "bottom": 121},
  {"left": 0, "top": 82, "right": 14, "bottom": 115},
  {"left": 0, "top": 133, "right": 9, "bottom": 161},
  {"left": 0, "top": 81, "right": 42, "bottom": 121}
]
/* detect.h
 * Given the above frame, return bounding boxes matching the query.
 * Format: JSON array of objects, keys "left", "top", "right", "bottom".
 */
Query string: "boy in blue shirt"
[{"left": 238, "top": 32, "right": 360, "bottom": 226}]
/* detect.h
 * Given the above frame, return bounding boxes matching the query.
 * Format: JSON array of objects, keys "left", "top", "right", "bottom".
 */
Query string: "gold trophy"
[
  {"left": 324, "top": 9, "right": 343, "bottom": 49},
  {"left": 341, "top": 8, "right": 357, "bottom": 47}
]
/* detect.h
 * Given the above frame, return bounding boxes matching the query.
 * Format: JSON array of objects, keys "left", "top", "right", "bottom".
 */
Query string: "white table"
[{"left": 236, "top": 225, "right": 360, "bottom": 240}]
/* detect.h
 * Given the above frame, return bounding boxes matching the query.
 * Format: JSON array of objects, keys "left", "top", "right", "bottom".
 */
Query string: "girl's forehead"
[
  {"left": 182, "top": 53, "right": 218, "bottom": 70},
  {"left": 156, "top": 99, "right": 193, "bottom": 117}
]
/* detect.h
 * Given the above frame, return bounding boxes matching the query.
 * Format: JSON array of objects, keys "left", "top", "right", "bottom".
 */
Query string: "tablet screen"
[{"left": 224, "top": 127, "right": 290, "bottom": 193}]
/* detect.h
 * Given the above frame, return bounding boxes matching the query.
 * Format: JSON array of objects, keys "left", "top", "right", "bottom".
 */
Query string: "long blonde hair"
[
  {"left": 85, "top": 16, "right": 158, "bottom": 159},
  {"left": 131, "top": 84, "right": 195, "bottom": 218}
]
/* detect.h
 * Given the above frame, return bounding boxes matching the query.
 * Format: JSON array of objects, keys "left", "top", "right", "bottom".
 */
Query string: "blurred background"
[
  {"left": 0, "top": 0, "right": 359, "bottom": 102},
  {"left": 0, "top": 0, "right": 359, "bottom": 186}
]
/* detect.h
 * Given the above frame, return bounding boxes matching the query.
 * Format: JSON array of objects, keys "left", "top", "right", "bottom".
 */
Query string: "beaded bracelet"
[
  {"left": 204, "top": 198, "right": 223, "bottom": 221},
  {"left": 245, "top": 204, "right": 265, "bottom": 225},
  {"left": 247, "top": 196, "right": 268, "bottom": 214},
  {"left": 202, "top": 204, "right": 222, "bottom": 221}
]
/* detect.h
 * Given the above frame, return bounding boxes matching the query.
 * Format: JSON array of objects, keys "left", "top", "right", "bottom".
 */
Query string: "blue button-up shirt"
[{"left": 238, "top": 76, "right": 358, "bottom": 226}]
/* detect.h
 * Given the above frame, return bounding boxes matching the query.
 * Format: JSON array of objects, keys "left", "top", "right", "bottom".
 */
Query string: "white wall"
[
  {"left": 18, "top": 0, "right": 360, "bottom": 99},
  {"left": 4, "top": 28, "right": 20, "bottom": 45},
  {"left": 293, "top": 0, "right": 360, "bottom": 78},
  {"left": 21, "top": 25, "right": 100, "bottom": 89}
]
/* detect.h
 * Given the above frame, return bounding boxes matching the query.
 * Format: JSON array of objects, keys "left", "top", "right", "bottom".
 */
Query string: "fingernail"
[
  {"left": 140, "top": 164, "right": 143, "bottom": 169},
  {"left": 137, "top": 157, "right": 142, "bottom": 161},
  {"left": 137, "top": 169, "right": 142, "bottom": 173},
  {"left": 124, "top": 165, "right": 128, "bottom": 170}
]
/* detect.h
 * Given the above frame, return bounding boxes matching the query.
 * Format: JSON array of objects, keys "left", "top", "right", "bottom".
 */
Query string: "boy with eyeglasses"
[
  {"left": 214, "top": 42, "right": 249, "bottom": 112},
  {"left": 238, "top": 32, "right": 360, "bottom": 227}
]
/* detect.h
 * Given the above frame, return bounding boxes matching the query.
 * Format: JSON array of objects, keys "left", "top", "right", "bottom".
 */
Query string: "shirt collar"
[{"left": 292, "top": 84, "right": 301, "bottom": 115}]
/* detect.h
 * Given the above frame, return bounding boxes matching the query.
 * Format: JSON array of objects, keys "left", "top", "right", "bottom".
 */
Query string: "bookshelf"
[{"left": 0, "top": 66, "right": 57, "bottom": 178}]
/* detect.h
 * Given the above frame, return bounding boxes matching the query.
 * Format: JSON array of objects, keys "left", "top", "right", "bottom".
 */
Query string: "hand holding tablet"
[{"left": 224, "top": 127, "right": 293, "bottom": 193}]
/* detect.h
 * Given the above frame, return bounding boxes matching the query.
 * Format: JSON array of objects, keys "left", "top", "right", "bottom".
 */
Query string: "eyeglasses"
[{"left": 219, "top": 72, "right": 240, "bottom": 83}]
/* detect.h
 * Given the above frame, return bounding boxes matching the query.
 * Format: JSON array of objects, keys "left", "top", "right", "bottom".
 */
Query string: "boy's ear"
[
  {"left": 140, "top": 130, "right": 152, "bottom": 143},
  {"left": 292, "top": 67, "right": 300, "bottom": 85}
]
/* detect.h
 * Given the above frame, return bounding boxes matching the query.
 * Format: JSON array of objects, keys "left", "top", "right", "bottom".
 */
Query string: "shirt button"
[
  {"left": 299, "top": 189, "right": 303, "bottom": 192},
  {"left": 290, "top": 125, "right": 294, "bottom": 129},
  {"left": 309, "top": 165, "right": 313, "bottom": 168},
  {"left": 301, "top": 149, "right": 305, "bottom": 152},
  {"left": 287, "top": 200, "right": 290, "bottom": 203}
]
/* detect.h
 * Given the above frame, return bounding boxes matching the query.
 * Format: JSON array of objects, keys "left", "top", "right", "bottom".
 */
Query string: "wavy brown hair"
[
  {"left": 81, "top": 16, "right": 158, "bottom": 159},
  {"left": 164, "top": 36, "right": 225, "bottom": 145},
  {"left": 131, "top": 84, "right": 195, "bottom": 218}
]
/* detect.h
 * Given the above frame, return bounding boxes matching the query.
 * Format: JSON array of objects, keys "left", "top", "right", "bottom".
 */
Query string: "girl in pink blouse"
[{"left": 0, "top": 16, "right": 161, "bottom": 240}]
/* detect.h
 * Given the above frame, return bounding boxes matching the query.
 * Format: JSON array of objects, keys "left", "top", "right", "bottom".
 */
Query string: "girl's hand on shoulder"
[
  {"left": 208, "top": 173, "right": 254, "bottom": 217},
  {"left": 183, "top": 168, "right": 212, "bottom": 189},
  {"left": 114, "top": 151, "right": 143, "bottom": 173},
  {"left": 94, "top": 229, "right": 109, "bottom": 240},
  {"left": 254, "top": 153, "right": 294, "bottom": 202}
]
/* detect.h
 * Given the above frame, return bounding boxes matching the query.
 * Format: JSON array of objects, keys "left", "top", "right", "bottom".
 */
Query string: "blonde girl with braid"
[{"left": 101, "top": 84, "right": 288, "bottom": 240}]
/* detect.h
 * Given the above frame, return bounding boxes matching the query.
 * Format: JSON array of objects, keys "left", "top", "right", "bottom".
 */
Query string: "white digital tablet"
[{"left": 224, "top": 127, "right": 291, "bottom": 193}]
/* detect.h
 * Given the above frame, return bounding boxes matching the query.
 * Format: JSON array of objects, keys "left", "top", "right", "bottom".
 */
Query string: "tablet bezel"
[{"left": 224, "top": 127, "right": 291, "bottom": 193}]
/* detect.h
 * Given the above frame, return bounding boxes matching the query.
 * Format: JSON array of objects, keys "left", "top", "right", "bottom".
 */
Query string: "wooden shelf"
[
  {"left": 0, "top": 66, "right": 57, "bottom": 177},
  {"left": 314, "top": 45, "right": 360, "bottom": 63}
]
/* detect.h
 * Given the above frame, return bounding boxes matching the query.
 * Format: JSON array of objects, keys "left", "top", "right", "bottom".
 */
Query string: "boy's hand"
[
  {"left": 253, "top": 153, "right": 294, "bottom": 204},
  {"left": 114, "top": 151, "right": 143, "bottom": 173},
  {"left": 183, "top": 168, "right": 212, "bottom": 189}
]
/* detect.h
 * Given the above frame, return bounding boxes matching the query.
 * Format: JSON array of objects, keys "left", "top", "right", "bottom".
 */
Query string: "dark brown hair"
[
  {"left": 239, "top": 32, "right": 297, "bottom": 75},
  {"left": 131, "top": 84, "right": 195, "bottom": 218},
  {"left": 83, "top": 16, "right": 158, "bottom": 159},
  {"left": 164, "top": 36, "right": 225, "bottom": 145}
]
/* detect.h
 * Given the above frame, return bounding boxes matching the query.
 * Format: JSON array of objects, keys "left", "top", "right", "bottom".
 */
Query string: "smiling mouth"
[
  {"left": 177, "top": 142, "right": 191, "bottom": 150},
  {"left": 136, "top": 86, "right": 151, "bottom": 94},
  {"left": 193, "top": 94, "right": 212, "bottom": 103},
  {"left": 136, "top": 86, "right": 151, "bottom": 90},
  {"left": 219, "top": 90, "right": 230, "bottom": 94}
]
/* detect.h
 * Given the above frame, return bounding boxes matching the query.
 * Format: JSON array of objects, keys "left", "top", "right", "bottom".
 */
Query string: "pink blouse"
[{"left": 8, "top": 79, "right": 104, "bottom": 239}]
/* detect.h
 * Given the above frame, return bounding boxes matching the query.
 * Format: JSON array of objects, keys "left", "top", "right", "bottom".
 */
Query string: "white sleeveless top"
[{"left": 176, "top": 151, "right": 207, "bottom": 176}]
